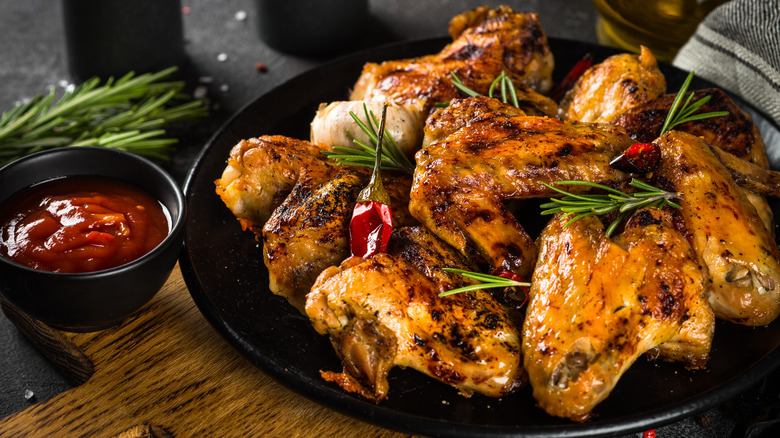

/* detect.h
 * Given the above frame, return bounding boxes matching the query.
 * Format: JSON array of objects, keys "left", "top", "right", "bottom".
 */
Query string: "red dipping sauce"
[{"left": 0, "top": 176, "right": 170, "bottom": 273}]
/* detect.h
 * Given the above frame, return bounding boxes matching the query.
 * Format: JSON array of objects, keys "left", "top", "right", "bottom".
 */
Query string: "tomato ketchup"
[{"left": 0, "top": 176, "right": 169, "bottom": 273}]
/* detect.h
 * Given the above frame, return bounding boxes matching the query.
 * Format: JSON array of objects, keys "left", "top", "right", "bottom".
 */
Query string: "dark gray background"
[{"left": 0, "top": 1, "right": 774, "bottom": 436}]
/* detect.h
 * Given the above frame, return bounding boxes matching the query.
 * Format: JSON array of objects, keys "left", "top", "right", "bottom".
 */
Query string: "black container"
[
  {"left": 62, "top": 0, "right": 185, "bottom": 81},
  {"left": 256, "top": 0, "right": 368, "bottom": 56},
  {"left": 0, "top": 147, "right": 186, "bottom": 332}
]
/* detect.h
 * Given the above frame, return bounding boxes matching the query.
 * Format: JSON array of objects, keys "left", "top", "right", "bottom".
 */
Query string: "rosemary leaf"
[
  {"left": 540, "top": 179, "right": 681, "bottom": 237},
  {"left": 439, "top": 267, "right": 531, "bottom": 297},
  {"left": 0, "top": 67, "right": 207, "bottom": 165}
]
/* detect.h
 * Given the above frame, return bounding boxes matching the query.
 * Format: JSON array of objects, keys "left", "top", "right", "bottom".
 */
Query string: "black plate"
[{"left": 180, "top": 37, "right": 780, "bottom": 437}]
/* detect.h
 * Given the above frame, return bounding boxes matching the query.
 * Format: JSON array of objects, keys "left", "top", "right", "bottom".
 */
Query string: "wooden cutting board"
[{"left": 0, "top": 264, "right": 416, "bottom": 437}]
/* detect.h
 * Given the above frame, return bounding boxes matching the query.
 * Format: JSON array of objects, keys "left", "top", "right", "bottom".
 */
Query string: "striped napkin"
[{"left": 673, "top": 0, "right": 780, "bottom": 131}]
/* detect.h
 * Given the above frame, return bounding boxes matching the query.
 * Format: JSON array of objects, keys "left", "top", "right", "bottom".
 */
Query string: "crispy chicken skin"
[
  {"left": 523, "top": 209, "right": 713, "bottom": 421},
  {"left": 306, "top": 227, "right": 524, "bottom": 401},
  {"left": 215, "top": 135, "right": 415, "bottom": 311},
  {"left": 654, "top": 131, "right": 780, "bottom": 326},
  {"left": 422, "top": 95, "right": 555, "bottom": 148},
  {"left": 559, "top": 46, "right": 666, "bottom": 123},
  {"left": 350, "top": 6, "right": 554, "bottom": 115},
  {"left": 410, "top": 112, "right": 633, "bottom": 278}
]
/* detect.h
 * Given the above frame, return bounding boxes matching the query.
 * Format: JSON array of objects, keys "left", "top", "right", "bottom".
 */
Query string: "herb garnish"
[
  {"left": 449, "top": 70, "right": 519, "bottom": 107},
  {"left": 660, "top": 70, "right": 728, "bottom": 136},
  {"left": 321, "top": 103, "right": 415, "bottom": 175},
  {"left": 0, "top": 67, "right": 207, "bottom": 165},
  {"left": 439, "top": 267, "right": 531, "bottom": 297},
  {"left": 540, "top": 179, "right": 681, "bottom": 237}
]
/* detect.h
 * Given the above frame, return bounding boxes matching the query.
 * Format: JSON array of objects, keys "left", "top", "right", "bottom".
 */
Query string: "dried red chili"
[
  {"left": 643, "top": 429, "right": 656, "bottom": 438},
  {"left": 549, "top": 52, "right": 593, "bottom": 102},
  {"left": 609, "top": 142, "right": 662, "bottom": 173},
  {"left": 349, "top": 103, "right": 393, "bottom": 258}
]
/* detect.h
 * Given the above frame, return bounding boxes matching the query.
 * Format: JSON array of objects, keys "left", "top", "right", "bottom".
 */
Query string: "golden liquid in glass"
[{"left": 592, "top": 0, "right": 728, "bottom": 61}]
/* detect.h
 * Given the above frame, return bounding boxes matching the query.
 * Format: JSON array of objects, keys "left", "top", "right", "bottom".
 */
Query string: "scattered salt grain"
[
  {"left": 217, "top": 53, "right": 229, "bottom": 62},
  {"left": 235, "top": 10, "right": 247, "bottom": 21},
  {"left": 198, "top": 76, "right": 214, "bottom": 84},
  {"left": 193, "top": 85, "right": 208, "bottom": 100},
  {"left": 23, "top": 389, "right": 35, "bottom": 401},
  {"left": 219, "top": 84, "right": 230, "bottom": 93}
]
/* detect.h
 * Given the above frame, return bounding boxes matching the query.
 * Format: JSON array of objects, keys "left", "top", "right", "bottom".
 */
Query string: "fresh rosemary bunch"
[
  {"left": 449, "top": 70, "right": 519, "bottom": 107},
  {"left": 540, "top": 179, "right": 681, "bottom": 237},
  {"left": 0, "top": 67, "right": 207, "bottom": 165},
  {"left": 660, "top": 70, "right": 728, "bottom": 135},
  {"left": 439, "top": 268, "right": 531, "bottom": 297},
  {"left": 321, "top": 103, "right": 415, "bottom": 175}
]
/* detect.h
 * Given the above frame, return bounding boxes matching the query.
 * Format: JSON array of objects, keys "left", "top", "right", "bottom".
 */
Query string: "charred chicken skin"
[
  {"left": 350, "top": 6, "right": 554, "bottom": 115},
  {"left": 523, "top": 209, "right": 713, "bottom": 421},
  {"left": 305, "top": 226, "right": 524, "bottom": 401},
  {"left": 215, "top": 135, "right": 415, "bottom": 312},
  {"left": 653, "top": 131, "right": 780, "bottom": 326},
  {"left": 410, "top": 103, "right": 633, "bottom": 278},
  {"left": 559, "top": 46, "right": 666, "bottom": 123}
]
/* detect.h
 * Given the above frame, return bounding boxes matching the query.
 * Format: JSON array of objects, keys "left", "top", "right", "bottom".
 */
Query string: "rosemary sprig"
[
  {"left": 660, "top": 70, "right": 728, "bottom": 135},
  {"left": 540, "top": 179, "right": 681, "bottom": 237},
  {"left": 449, "top": 70, "right": 519, "bottom": 107},
  {"left": 321, "top": 103, "right": 415, "bottom": 175},
  {"left": 439, "top": 268, "right": 531, "bottom": 297},
  {"left": 0, "top": 67, "right": 208, "bottom": 165}
]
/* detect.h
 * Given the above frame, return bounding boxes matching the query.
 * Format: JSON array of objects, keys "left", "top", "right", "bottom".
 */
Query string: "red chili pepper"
[
  {"left": 349, "top": 103, "right": 393, "bottom": 258},
  {"left": 643, "top": 429, "right": 656, "bottom": 438},
  {"left": 549, "top": 53, "right": 593, "bottom": 102},
  {"left": 609, "top": 142, "right": 661, "bottom": 173}
]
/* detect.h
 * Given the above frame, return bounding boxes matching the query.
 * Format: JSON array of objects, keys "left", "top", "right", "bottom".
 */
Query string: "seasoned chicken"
[
  {"left": 410, "top": 111, "right": 633, "bottom": 278},
  {"left": 422, "top": 95, "right": 555, "bottom": 148},
  {"left": 523, "top": 208, "right": 713, "bottom": 421},
  {"left": 306, "top": 226, "right": 524, "bottom": 401},
  {"left": 559, "top": 46, "right": 666, "bottom": 123},
  {"left": 350, "top": 6, "right": 554, "bottom": 115},
  {"left": 653, "top": 131, "right": 780, "bottom": 326},
  {"left": 215, "top": 135, "right": 415, "bottom": 311},
  {"left": 310, "top": 100, "right": 425, "bottom": 158}
]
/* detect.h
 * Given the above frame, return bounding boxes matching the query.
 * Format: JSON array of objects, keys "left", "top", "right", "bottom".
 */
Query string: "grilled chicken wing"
[
  {"left": 654, "top": 131, "right": 780, "bottom": 326},
  {"left": 306, "top": 226, "right": 524, "bottom": 401},
  {"left": 215, "top": 135, "right": 415, "bottom": 311},
  {"left": 523, "top": 208, "right": 713, "bottom": 421},
  {"left": 559, "top": 46, "right": 666, "bottom": 123},
  {"left": 350, "top": 6, "right": 554, "bottom": 115},
  {"left": 410, "top": 109, "right": 633, "bottom": 278},
  {"left": 422, "top": 95, "right": 555, "bottom": 148}
]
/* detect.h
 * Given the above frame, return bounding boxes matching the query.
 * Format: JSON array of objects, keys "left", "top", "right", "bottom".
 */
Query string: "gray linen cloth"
[{"left": 673, "top": 0, "right": 780, "bottom": 130}]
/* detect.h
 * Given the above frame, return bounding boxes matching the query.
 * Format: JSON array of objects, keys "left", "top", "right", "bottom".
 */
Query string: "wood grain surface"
[{"left": 0, "top": 265, "right": 416, "bottom": 438}]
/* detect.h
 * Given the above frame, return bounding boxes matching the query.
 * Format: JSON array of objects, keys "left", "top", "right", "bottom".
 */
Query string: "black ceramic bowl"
[{"left": 0, "top": 147, "right": 186, "bottom": 332}]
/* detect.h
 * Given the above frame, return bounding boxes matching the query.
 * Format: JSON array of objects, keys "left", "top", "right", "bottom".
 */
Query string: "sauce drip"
[{"left": 0, "top": 176, "right": 170, "bottom": 273}]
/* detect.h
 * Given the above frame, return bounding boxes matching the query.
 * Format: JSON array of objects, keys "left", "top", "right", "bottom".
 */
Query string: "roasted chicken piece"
[
  {"left": 215, "top": 135, "right": 415, "bottom": 312},
  {"left": 350, "top": 6, "right": 554, "bottom": 115},
  {"left": 306, "top": 226, "right": 524, "bottom": 401},
  {"left": 422, "top": 95, "right": 555, "bottom": 148},
  {"left": 653, "top": 131, "right": 780, "bottom": 326},
  {"left": 523, "top": 208, "right": 714, "bottom": 421},
  {"left": 410, "top": 109, "right": 633, "bottom": 278},
  {"left": 559, "top": 46, "right": 666, "bottom": 123}
]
